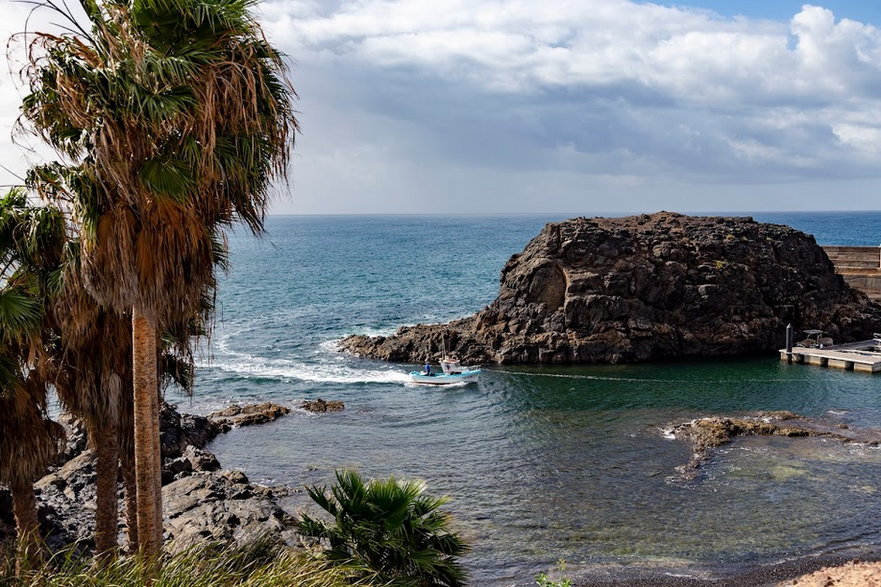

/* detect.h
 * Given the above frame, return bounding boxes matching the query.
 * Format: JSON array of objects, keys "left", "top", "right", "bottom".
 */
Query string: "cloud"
[
  {"left": 3, "top": 1, "right": 881, "bottom": 212},
  {"left": 253, "top": 1, "right": 881, "bottom": 212}
]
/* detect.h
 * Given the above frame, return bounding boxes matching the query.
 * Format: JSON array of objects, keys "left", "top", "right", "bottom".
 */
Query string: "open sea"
[{"left": 180, "top": 212, "right": 881, "bottom": 585}]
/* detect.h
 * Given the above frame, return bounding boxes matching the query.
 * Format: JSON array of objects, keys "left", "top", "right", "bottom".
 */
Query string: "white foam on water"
[
  {"left": 209, "top": 354, "right": 411, "bottom": 384},
  {"left": 202, "top": 324, "right": 419, "bottom": 384}
]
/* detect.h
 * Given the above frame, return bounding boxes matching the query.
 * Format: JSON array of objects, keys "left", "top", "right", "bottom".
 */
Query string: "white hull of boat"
[{"left": 408, "top": 369, "right": 481, "bottom": 385}]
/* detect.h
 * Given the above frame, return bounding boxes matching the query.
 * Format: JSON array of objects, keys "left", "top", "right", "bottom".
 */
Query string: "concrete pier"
[{"left": 781, "top": 340, "right": 881, "bottom": 373}]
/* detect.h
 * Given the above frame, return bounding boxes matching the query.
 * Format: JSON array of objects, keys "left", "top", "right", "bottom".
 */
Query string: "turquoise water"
[{"left": 187, "top": 213, "right": 881, "bottom": 585}]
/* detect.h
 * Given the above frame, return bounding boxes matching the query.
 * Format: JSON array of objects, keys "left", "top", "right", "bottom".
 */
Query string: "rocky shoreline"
[
  {"left": 341, "top": 213, "right": 881, "bottom": 365},
  {"left": 3, "top": 397, "right": 881, "bottom": 585},
  {"left": 0, "top": 399, "right": 344, "bottom": 557}
]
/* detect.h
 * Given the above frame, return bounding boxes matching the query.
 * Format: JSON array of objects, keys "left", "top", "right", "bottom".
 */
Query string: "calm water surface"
[{"left": 183, "top": 213, "right": 881, "bottom": 584}]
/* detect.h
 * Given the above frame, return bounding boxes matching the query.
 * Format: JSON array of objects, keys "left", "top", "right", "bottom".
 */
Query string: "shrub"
[{"left": 299, "top": 470, "right": 470, "bottom": 586}]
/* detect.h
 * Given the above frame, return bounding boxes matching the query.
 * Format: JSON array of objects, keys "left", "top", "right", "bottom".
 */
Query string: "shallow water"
[{"left": 184, "top": 213, "right": 881, "bottom": 584}]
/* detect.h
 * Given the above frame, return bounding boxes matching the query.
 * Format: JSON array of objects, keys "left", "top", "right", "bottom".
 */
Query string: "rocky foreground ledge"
[
  {"left": 0, "top": 399, "right": 344, "bottom": 555},
  {"left": 341, "top": 212, "right": 881, "bottom": 364}
]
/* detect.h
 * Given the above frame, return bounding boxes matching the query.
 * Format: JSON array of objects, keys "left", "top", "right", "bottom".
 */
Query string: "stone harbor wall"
[
  {"left": 823, "top": 245, "right": 881, "bottom": 301},
  {"left": 342, "top": 212, "right": 881, "bottom": 364}
]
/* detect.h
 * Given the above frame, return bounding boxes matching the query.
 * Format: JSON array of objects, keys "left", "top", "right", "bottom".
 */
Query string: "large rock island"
[{"left": 342, "top": 212, "right": 881, "bottom": 364}]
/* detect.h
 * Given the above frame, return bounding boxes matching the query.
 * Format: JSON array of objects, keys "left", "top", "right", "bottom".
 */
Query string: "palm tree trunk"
[
  {"left": 93, "top": 420, "right": 119, "bottom": 560},
  {"left": 10, "top": 478, "right": 41, "bottom": 574},
  {"left": 132, "top": 307, "right": 162, "bottom": 560},
  {"left": 122, "top": 435, "right": 139, "bottom": 554}
]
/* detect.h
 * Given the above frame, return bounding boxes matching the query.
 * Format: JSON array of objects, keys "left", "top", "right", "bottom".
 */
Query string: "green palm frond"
[
  {"left": 139, "top": 157, "right": 195, "bottom": 203},
  {"left": 300, "top": 469, "right": 470, "bottom": 586},
  {"left": 0, "top": 290, "right": 42, "bottom": 341}
]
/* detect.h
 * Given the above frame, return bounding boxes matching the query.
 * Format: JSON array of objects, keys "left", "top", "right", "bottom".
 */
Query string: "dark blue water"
[{"left": 183, "top": 212, "right": 881, "bottom": 585}]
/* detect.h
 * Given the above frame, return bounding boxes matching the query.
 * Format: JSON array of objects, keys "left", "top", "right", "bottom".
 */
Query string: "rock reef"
[
  {"left": 341, "top": 212, "right": 881, "bottom": 364},
  {"left": 670, "top": 411, "right": 881, "bottom": 478}
]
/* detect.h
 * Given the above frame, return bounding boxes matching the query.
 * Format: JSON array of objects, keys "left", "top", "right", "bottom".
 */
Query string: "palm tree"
[
  {"left": 0, "top": 189, "right": 67, "bottom": 572},
  {"left": 21, "top": 0, "right": 297, "bottom": 560},
  {"left": 53, "top": 296, "right": 133, "bottom": 559},
  {"left": 299, "top": 470, "right": 470, "bottom": 587}
]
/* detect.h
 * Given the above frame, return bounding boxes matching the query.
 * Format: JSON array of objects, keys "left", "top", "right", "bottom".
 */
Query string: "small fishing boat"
[{"left": 409, "top": 355, "right": 481, "bottom": 385}]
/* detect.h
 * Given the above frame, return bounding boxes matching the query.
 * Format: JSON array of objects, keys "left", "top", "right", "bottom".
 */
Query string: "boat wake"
[
  {"left": 207, "top": 356, "right": 410, "bottom": 384},
  {"left": 200, "top": 333, "right": 410, "bottom": 384},
  {"left": 493, "top": 370, "right": 805, "bottom": 384}
]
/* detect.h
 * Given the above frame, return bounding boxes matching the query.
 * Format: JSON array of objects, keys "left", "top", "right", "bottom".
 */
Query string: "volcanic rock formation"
[{"left": 341, "top": 212, "right": 881, "bottom": 364}]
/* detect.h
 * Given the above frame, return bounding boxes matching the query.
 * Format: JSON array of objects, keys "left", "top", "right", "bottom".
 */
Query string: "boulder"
[
  {"left": 34, "top": 451, "right": 98, "bottom": 552},
  {"left": 56, "top": 413, "right": 87, "bottom": 463},
  {"left": 0, "top": 488, "right": 13, "bottom": 547},
  {"left": 162, "top": 470, "right": 297, "bottom": 554},
  {"left": 163, "top": 446, "right": 222, "bottom": 484},
  {"left": 208, "top": 403, "right": 291, "bottom": 431},
  {"left": 341, "top": 212, "right": 881, "bottom": 364},
  {"left": 9, "top": 402, "right": 296, "bottom": 557}
]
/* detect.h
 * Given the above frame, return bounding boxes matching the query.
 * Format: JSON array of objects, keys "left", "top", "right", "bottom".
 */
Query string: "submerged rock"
[
  {"left": 341, "top": 212, "right": 881, "bottom": 364},
  {"left": 300, "top": 398, "right": 344, "bottom": 413},
  {"left": 670, "top": 412, "right": 881, "bottom": 478}
]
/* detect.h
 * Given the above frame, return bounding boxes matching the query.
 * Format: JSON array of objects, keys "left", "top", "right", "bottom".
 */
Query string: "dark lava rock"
[
  {"left": 0, "top": 488, "right": 13, "bottom": 546},
  {"left": 56, "top": 413, "right": 87, "bottom": 462},
  {"left": 341, "top": 212, "right": 881, "bottom": 364},
  {"left": 208, "top": 403, "right": 291, "bottom": 431},
  {"left": 300, "top": 399, "right": 345, "bottom": 413},
  {"left": 163, "top": 470, "right": 297, "bottom": 554},
  {"left": 34, "top": 451, "right": 97, "bottom": 552},
  {"left": 6, "top": 402, "right": 296, "bottom": 557},
  {"left": 161, "top": 402, "right": 221, "bottom": 459}
]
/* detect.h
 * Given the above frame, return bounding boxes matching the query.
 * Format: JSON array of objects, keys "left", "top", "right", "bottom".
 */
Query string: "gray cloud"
[{"left": 4, "top": 1, "right": 881, "bottom": 212}]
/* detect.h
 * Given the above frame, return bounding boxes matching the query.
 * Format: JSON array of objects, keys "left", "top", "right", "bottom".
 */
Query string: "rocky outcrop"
[
  {"left": 341, "top": 212, "right": 881, "bottom": 364},
  {"left": 3, "top": 402, "right": 296, "bottom": 556},
  {"left": 163, "top": 470, "right": 297, "bottom": 554},
  {"left": 161, "top": 403, "right": 220, "bottom": 459},
  {"left": 208, "top": 403, "right": 291, "bottom": 431},
  {"left": 300, "top": 399, "right": 344, "bottom": 413},
  {"left": 670, "top": 412, "right": 881, "bottom": 478}
]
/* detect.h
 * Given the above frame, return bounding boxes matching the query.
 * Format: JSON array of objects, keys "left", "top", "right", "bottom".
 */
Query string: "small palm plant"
[{"left": 299, "top": 470, "right": 470, "bottom": 587}]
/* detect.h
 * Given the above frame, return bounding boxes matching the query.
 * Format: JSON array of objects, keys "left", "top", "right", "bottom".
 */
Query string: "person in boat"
[{"left": 423, "top": 362, "right": 432, "bottom": 376}]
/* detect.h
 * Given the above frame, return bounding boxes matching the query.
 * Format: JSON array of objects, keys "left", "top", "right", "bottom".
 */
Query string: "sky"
[{"left": 2, "top": 1, "right": 881, "bottom": 215}]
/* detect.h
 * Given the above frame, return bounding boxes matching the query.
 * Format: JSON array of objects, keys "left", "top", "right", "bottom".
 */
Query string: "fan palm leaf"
[
  {"left": 0, "top": 190, "right": 69, "bottom": 573},
  {"left": 299, "top": 470, "right": 470, "bottom": 586}
]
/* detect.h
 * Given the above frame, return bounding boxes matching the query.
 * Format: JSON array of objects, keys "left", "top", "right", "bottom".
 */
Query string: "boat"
[
  {"left": 409, "top": 354, "right": 481, "bottom": 385},
  {"left": 796, "top": 329, "right": 834, "bottom": 349}
]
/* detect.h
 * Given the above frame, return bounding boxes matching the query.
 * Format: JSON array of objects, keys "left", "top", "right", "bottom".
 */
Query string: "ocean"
[{"left": 183, "top": 212, "right": 881, "bottom": 585}]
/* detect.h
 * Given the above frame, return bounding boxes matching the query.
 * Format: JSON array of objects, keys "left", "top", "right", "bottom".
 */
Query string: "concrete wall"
[
  {"left": 822, "top": 246, "right": 881, "bottom": 299},
  {"left": 823, "top": 246, "right": 881, "bottom": 269}
]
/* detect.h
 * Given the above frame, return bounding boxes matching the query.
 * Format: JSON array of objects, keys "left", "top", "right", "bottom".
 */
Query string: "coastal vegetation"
[
  {"left": 8, "top": 0, "right": 296, "bottom": 571},
  {"left": 0, "top": 189, "right": 67, "bottom": 572},
  {"left": 2, "top": 537, "right": 373, "bottom": 586},
  {"left": 299, "top": 470, "right": 470, "bottom": 586}
]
